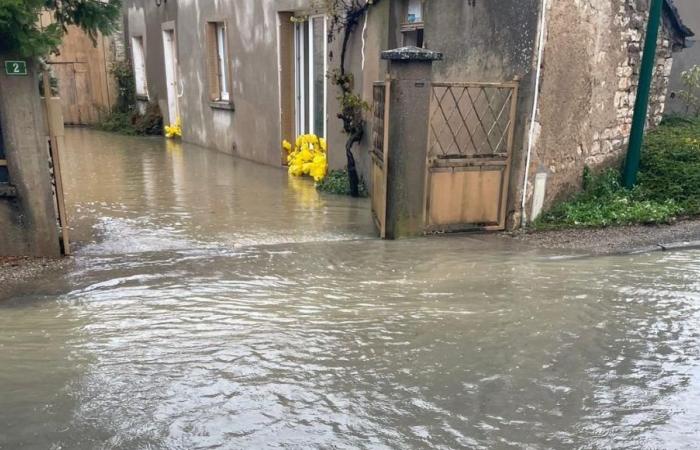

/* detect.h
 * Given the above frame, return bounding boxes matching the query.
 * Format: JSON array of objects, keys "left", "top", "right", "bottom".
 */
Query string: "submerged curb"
[
  {"left": 624, "top": 240, "right": 700, "bottom": 255},
  {"left": 656, "top": 240, "right": 700, "bottom": 252}
]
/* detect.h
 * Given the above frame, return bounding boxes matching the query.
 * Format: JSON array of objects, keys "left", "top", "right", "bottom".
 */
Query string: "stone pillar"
[
  {"left": 0, "top": 55, "right": 61, "bottom": 257},
  {"left": 381, "top": 47, "right": 442, "bottom": 239}
]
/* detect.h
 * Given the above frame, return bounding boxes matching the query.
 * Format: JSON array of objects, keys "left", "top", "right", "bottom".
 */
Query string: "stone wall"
[
  {"left": 586, "top": 1, "right": 673, "bottom": 168},
  {"left": 530, "top": 0, "right": 676, "bottom": 214}
]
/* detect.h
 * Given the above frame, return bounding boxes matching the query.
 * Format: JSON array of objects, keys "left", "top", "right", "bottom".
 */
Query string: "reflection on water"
[{"left": 1, "top": 129, "right": 700, "bottom": 448}]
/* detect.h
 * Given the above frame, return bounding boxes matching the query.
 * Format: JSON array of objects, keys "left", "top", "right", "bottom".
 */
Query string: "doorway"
[
  {"left": 294, "top": 15, "right": 327, "bottom": 138},
  {"left": 162, "top": 28, "right": 179, "bottom": 126}
]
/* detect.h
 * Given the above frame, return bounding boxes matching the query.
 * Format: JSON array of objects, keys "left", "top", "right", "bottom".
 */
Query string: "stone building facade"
[
  {"left": 520, "top": 0, "right": 692, "bottom": 221},
  {"left": 121, "top": 0, "right": 692, "bottom": 230}
]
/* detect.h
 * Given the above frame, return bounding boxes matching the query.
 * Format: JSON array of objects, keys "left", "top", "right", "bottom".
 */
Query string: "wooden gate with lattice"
[{"left": 425, "top": 81, "right": 519, "bottom": 232}]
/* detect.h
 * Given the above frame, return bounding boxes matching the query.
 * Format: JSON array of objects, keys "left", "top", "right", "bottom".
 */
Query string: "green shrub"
[
  {"left": 677, "top": 65, "right": 700, "bottom": 117},
  {"left": 536, "top": 169, "right": 681, "bottom": 229},
  {"left": 537, "top": 119, "right": 700, "bottom": 229},
  {"left": 96, "top": 60, "right": 163, "bottom": 136},
  {"left": 96, "top": 111, "right": 137, "bottom": 135},
  {"left": 638, "top": 118, "right": 700, "bottom": 214},
  {"left": 96, "top": 102, "right": 163, "bottom": 136},
  {"left": 132, "top": 102, "right": 164, "bottom": 136},
  {"left": 316, "top": 169, "right": 368, "bottom": 197},
  {"left": 111, "top": 60, "right": 136, "bottom": 114}
]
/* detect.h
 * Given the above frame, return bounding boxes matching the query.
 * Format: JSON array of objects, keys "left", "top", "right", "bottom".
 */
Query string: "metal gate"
[
  {"left": 425, "top": 81, "right": 519, "bottom": 231},
  {"left": 370, "top": 78, "right": 391, "bottom": 238}
]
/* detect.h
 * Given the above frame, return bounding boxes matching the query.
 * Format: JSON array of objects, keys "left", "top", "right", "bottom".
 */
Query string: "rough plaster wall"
[
  {"left": 425, "top": 0, "right": 540, "bottom": 228},
  {"left": 0, "top": 60, "right": 61, "bottom": 257},
  {"left": 329, "top": 1, "right": 391, "bottom": 184},
  {"left": 531, "top": 0, "right": 674, "bottom": 210},
  {"left": 124, "top": 0, "right": 389, "bottom": 181},
  {"left": 125, "top": 0, "right": 177, "bottom": 122},
  {"left": 427, "top": 0, "right": 539, "bottom": 82}
]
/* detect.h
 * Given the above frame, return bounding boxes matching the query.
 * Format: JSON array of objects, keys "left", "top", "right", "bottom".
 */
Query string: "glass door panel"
[{"left": 295, "top": 16, "right": 327, "bottom": 138}]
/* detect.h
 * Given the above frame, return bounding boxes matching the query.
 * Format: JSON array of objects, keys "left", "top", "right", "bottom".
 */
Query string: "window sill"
[
  {"left": 401, "top": 21, "right": 424, "bottom": 32},
  {"left": 210, "top": 101, "right": 235, "bottom": 111},
  {"left": 0, "top": 183, "right": 17, "bottom": 198}
]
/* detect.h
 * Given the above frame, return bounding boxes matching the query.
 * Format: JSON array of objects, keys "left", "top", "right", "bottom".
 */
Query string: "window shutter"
[{"left": 206, "top": 23, "right": 219, "bottom": 101}]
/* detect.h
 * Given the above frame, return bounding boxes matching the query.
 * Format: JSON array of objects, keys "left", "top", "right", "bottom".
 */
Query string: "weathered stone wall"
[
  {"left": 584, "top": 2, "right": 674, "bottom": 169},
  {"left": 530, "top": 0, "right": 676, "bottom": 213}
]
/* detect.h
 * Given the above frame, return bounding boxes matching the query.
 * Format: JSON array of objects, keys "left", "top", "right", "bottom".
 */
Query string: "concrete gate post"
[
  {"left": 0, "top": 56, "right": 62, "bottom": 257},
  {"left": 380, "top": 47, "right": 442, "bottom": 239}
]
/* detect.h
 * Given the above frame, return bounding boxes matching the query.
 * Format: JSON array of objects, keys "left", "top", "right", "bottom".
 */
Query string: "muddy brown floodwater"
[{"left": 1, "top": 129, "right": 700, "bottom": 449}]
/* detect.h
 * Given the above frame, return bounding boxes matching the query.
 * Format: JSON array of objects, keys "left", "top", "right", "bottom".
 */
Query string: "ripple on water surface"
[{"left": 1, "top": 130, "right": 700, "bottom": 449}]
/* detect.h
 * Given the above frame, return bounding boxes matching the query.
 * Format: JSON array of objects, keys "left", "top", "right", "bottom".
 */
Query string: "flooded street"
[{"left": 1, "top": 129, "right": 700, "bottom": 449}]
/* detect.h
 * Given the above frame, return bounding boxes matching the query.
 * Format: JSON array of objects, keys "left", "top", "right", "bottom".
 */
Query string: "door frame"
[{"left": 162, "top": 23, "right": 179, "bottom": 126}]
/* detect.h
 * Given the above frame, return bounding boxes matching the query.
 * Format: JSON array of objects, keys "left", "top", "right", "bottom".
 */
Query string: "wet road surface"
[{"left": 1, "top": 129, "right": 700, "bottom": 449}]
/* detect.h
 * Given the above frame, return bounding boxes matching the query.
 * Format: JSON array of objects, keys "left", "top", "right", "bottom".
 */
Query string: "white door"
[
  {"left": 162, "top": 29, "right": 179, "bottom": 125},
  {"left": 295, "top": 15, "right": 327, "bottom": 138}
]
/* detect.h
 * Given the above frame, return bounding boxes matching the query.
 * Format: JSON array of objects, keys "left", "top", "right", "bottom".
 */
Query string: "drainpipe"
[
  {"left": 622, "top": 0, "right": 664, "bottom": 188},
  {"left": 521, "top": 0, "right": 548, "bottom": 228}
]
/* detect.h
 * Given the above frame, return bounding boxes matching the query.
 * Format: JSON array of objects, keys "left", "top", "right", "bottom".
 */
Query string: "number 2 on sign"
[{"left": 5, "top": 60, "right": 27, "bottom": 76}]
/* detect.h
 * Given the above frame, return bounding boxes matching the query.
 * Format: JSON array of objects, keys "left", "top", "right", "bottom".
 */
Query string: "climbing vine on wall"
[{"left": 317, "top": 0, "right": 383, "bottom": 197}]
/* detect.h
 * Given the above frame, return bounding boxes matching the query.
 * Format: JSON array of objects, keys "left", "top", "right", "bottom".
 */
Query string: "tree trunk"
[{"left": 345, "top": 130, "right": 362, "bottom": 198}]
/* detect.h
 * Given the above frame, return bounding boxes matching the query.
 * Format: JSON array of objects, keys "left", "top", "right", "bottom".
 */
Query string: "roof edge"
[{"left": 664, "top": 0, "right": 695, "bottom": 50}]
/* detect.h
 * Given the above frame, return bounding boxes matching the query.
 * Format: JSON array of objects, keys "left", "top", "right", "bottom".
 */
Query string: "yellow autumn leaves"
[{"left": 283, "top": 134, "right": 328, "bottom": 182}]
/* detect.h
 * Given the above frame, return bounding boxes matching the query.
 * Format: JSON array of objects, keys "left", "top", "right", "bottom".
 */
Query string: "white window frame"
[
  {"left": 294, "top": 15, "right": 327, "bottom": 138},
  {"left": 131, "top": 36, "right": 148, "bottom": 97},
  {"left": 215, "top": 22, "right": 230, "bottom": 102},
  {"left": 294, "top": 20, "right": 305, "bottom": 135}
]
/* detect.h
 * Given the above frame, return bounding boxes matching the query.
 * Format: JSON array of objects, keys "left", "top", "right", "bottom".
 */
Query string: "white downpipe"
[
  {"left": 521, "top": 0, "right": 548, "bottom": 228},
  {"left": 361, "top": 9, "right": 369, "bottom": 70}
]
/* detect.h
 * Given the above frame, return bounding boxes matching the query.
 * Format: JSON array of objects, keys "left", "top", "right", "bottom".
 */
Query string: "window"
[
  {"left": 131, "top": 36, "right": 148, "bottom": 97},
  {"left": 215, "top": 23, "right": 229, "bottom": 101},
  {"left": 206, "top": 21, "right": 231, "bottom": 104},
  {"left": 402, "top": 0, "right": 424, "bottom": 48}
]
